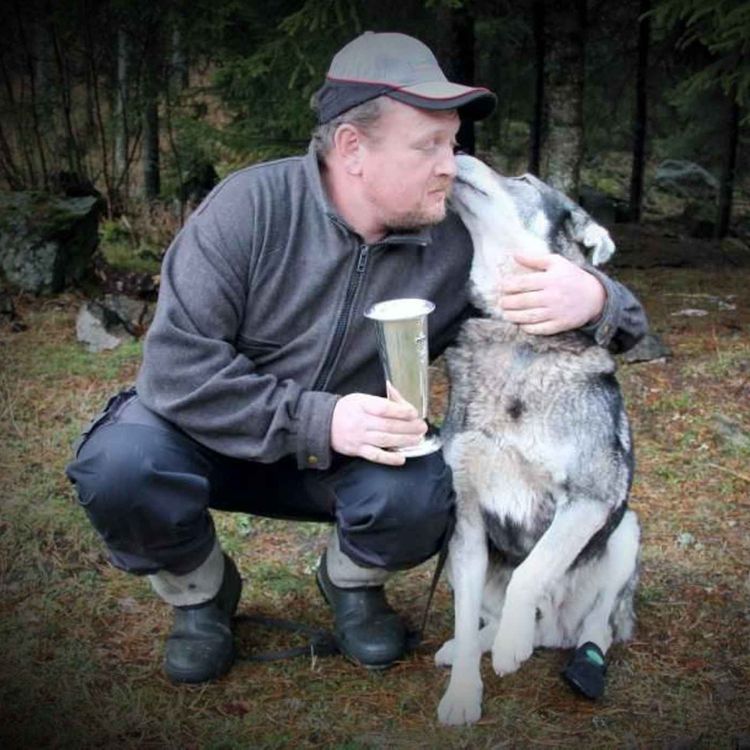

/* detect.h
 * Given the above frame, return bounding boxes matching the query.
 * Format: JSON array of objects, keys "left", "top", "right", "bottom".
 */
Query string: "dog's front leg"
[
  {"left": 492, "top": 499, "right": 611, "bottom": 676},
  {"left": 437, "top": 515, "right": 488, "bottom": 726}
]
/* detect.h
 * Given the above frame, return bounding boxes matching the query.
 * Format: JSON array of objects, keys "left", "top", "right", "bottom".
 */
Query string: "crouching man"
[{"left": 66, "top": 31, "right": 646, "bottom": 683}]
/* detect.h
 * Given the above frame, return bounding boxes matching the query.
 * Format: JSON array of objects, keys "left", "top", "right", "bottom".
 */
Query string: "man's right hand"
[{"left": 330, "top": 393, "right": 427, "bottom": 466}]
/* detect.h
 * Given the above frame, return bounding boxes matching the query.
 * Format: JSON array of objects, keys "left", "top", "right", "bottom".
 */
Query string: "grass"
[{"left": 1, "top": 263, "right": 750, "bottom": 749}]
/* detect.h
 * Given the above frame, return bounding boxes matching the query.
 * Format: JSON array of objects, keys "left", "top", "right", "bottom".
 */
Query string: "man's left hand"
[{"left": 498, "top": 252, "right": 606, "bottom": 335}]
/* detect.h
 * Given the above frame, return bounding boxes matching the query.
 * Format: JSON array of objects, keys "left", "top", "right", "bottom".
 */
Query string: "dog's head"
[{"left": 449, "top": 154, "right": 616, "bottom": 315}]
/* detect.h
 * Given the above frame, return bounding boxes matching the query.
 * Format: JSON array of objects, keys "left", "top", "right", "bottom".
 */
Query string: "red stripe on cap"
[{"left": 326, "top": 74, "right": 492, "bottom": 101}]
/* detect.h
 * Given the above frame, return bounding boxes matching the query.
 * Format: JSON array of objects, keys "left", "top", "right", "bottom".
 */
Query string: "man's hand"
[
  {"left": 331, "top": 393, "right": 427, "bottom": 466},
  {"left": 498, "top": 252, "right": 606, "bottom": 335}
]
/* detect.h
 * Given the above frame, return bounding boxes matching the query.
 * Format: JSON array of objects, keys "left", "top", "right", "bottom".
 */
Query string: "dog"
[{"left": 436, "top": 155, "right": 640, "bottom": 726}]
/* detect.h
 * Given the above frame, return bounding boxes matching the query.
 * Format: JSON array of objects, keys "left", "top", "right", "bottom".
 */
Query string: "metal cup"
[{"left": 364, "top": 298, "right": 442, "bottom": 458}]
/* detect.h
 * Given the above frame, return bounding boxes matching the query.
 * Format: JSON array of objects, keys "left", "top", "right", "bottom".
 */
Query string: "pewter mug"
[{"left": 364, "top": 298, "right": 442, "bottom": 458}]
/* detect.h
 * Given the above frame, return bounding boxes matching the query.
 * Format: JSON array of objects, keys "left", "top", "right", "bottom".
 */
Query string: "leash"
[
  {"left": 234, "top": 515, "right": 454, "bottom": 663},
  {"left": 233, "top": 614, "right": 340, "bottom": 661},
  {"left": 417, "top": 509, "right": 454, "bottom": 640}
]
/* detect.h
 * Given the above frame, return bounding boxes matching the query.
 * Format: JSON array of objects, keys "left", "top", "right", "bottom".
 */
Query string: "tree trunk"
[
  {"left": 435, "top": 5, "right": 476, "bottom": 154},
  {"left": 628, "top": 0, "right": 650, "bottom": 223},
  {"left": 83, "top": 8, "right": 114, "bottom": 215},
  {"left": 15, "top": 4, "right": 48, "bottom": 188},
  {"left": 142, "top": 19, "right": 161, "bottom": 201},
  {"left": 715, "top": 87, "right": 739, "bottom": 240},
  {"left": 0, "top": 120, "right": 24, "bottom": 189},
  {"left": 540, "top": 0, "right": 586, "bottom": 198},
  {"left": 0, "top": 23, "right": 29, "bottom": 187},
  {"left": 143, "top": 91, "right": 160, "bottom": 201},
  {"left": 50, "top": 21, "right": 83, "bottom": 179},
  {"left": 114, "top": 27, "right": 130, "bottom": 202},
  {"left": 171, "top": 26, "right": 189, "bottom": 91},
  {"left": 528, "top": 0, "right": 545, "bottom": 175}
]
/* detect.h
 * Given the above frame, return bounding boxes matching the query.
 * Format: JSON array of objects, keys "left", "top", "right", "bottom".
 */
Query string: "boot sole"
[{"left": 165, "top": 644, "right": 236, "bottom": 684}]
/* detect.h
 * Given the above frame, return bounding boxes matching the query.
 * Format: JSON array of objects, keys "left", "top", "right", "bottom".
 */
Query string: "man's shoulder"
[
  {"left": 227, "top": 154, "right": 306, "bottom": 183},
  {"left": 202, "top": 154, "right": 307, "bottom": 205}
]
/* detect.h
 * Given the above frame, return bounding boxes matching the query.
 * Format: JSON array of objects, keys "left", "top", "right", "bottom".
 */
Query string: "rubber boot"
[
  {"left": 164, "top": 554, "right": 242, "bottom": 684},
  {"left": 316, "top": 551, "right": 406, "bottom": 669}
]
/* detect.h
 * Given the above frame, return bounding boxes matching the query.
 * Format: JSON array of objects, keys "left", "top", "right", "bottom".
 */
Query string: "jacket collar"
[{"left": 302, "top": 141, "right": 432, "bottom": 247}]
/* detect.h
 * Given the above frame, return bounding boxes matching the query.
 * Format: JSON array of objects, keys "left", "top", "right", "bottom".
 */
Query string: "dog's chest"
[
  {"left": 481, "top": 499, "right": 555, "bottom": 565},
  {"left": 444, "top": 319, "right": 597, "bottom": 564}
]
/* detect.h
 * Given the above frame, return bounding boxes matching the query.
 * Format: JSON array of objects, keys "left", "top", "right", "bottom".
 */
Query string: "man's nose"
[{"left": 436, "top": 145, "right": 457, "bottom": 179}]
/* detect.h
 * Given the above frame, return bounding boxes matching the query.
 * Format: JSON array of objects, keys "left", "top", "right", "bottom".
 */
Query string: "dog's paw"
[
  {"left": 438, "top": 680, "right": 483, "bottom": 726},
  {"left": 491, "top": 635, "right": 533, "bottom": 676},
  {"left": 434, "top": 638, "right": 456, "bottom": 667}
]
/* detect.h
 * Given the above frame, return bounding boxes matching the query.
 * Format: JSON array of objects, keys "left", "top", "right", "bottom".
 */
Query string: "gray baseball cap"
[{"left": 313, "top": 32, "right": 496, "bottom": 124}]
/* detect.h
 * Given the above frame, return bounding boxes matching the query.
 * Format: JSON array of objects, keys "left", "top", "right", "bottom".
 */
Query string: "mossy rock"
[{"left": 0, "top": 191, "right": 101, "bottom": 293}]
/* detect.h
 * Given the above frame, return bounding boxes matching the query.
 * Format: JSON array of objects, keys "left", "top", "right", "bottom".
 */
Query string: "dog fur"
[{"left": 436, "top": 155, "right": 640, "bottom": 726}]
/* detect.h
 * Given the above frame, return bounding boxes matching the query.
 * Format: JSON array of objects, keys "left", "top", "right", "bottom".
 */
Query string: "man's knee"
[
  {"left": 66, "top": 423, "right": 214, "bottom": 574},
  {"left": 334, "top": 452, "right": 455, "bottom": 571}
]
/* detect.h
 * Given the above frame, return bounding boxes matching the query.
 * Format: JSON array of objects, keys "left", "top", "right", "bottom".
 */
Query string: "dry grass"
[{"left": 1, "top": 262, "right": 749, "bottom": 749}]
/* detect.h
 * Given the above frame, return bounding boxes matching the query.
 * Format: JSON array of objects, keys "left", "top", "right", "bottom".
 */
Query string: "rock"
[
  {"left": 75, "top": 294, "right": 153, "bottom": 352},
  {"left": 652, "top": 159, "right": 719, "bottom": 201},
  {"left": 622, "top": 332, "right": 671, "bottom": 363},
  {"left": 680, "top": 200, "right": 716, "bottom": 238},
  {"left": 712, "top": 413, "right": 750, "bottom": 450},
  {"left": 676, "top": 532, "right": 696, "bottom": 549},
  {"left": 100, "top": 293, "right": 154, "bottom": 336},
  {"left": 579, "top": 185, "right": 631, "bottom": 226},
  {"left": 0, "top": 191, "right": 101, "bottom": 294},
  {"left": 48, "top": 171, "right": 100, "bottom": 199},
  {"left": 76, "top": 304, "right": 124, "bottom": 352},
  {"left": 671, "top": 308, "right": 708, "bottom": 317}
]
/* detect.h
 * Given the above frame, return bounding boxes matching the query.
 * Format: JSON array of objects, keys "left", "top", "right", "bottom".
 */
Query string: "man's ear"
[{"left": 333, "top": 124, "right": 364, "bottom": 175}]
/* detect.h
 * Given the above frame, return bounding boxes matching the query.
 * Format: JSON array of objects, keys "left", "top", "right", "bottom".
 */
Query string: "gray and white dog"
[{"left": 436, "top": 155, "right": 640, "bottom": 726}]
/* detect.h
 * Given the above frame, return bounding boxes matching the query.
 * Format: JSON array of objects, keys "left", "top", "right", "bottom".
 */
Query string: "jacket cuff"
[
  {"left": 295, "top": 390, "right": 340, "bottom": 470},
  {"left": 579, "top": 267, "right": 620, "bottom": 347}
]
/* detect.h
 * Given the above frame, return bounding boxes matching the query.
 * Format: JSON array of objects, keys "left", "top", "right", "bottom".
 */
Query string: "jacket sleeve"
[
  {"left": 135, "top": 179, "right": 339, "bottom": 470},
  {"left": 580, "top": 267, "right": 649, "bottom": 354}
]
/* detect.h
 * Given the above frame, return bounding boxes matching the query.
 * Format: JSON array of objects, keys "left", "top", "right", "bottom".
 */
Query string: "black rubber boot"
[
  {"left": 316, "top": 552, "right": 407, "bottom": 669},
  {"left": 561, "top": 641, "right": 607, "bottom": 699},
  {"left": 164, "top": 554, "right": 242, "bottom": 684}
]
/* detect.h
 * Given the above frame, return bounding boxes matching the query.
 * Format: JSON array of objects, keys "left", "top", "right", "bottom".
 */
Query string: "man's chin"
[{"left": 384, "top": 205, "right": 447, "bottom": 234}]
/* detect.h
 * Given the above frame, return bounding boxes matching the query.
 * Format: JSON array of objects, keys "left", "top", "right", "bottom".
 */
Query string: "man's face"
[{"left": 358, "top": 101, "right": 460, "bottom": 235}]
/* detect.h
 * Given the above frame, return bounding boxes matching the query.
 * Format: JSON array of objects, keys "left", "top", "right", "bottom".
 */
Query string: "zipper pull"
[{"left": 356, "top": 244, "right": 369, "bottom": 272}]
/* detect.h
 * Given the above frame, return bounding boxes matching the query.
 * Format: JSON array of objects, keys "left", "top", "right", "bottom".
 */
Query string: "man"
[{"left": 66, "top": 32, "right": 646, "bottom": 684}]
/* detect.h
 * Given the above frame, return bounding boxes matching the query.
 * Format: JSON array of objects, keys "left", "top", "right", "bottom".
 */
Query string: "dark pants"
[{"left": 65, "top": 389, "right": 455, "bottom": 576}]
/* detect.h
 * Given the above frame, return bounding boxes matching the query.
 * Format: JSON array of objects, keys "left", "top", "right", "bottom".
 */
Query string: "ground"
[{"left": 1, "top": 227, "right": 749, "bottom": 748}]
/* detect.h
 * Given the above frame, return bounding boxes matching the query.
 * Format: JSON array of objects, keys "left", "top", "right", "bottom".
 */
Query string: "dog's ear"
[
  {"left": 562, "top": 210, "right": 616, "bottom": 267},
  {"left": 513, "top": 173, "right": 616, "bottom": 266}
]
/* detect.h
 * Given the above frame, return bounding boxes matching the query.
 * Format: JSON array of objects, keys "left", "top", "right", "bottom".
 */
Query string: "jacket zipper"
[{"left": 312, "top": 243, "right": 369, "bottom": 391}]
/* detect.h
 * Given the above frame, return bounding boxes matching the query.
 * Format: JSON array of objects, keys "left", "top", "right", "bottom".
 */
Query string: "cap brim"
[{"left": 387, "top": 81, "right": 496, "bottom": 121}]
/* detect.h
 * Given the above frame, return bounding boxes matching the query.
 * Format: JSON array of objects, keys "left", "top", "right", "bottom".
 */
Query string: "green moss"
[{"left": 99, "top": 240, "right": 162, "bottom": 274}]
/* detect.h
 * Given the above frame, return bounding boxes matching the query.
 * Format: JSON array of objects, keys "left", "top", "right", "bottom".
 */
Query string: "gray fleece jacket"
[{"left": 136, "top": 143, "right": 647, "bottom": 471}]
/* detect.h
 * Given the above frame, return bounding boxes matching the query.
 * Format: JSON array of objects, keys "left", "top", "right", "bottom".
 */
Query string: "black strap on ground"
[
  {"left": 416, "top": 510, "right": 454, "bottom": 640},
  {"left": 234, "top": 514, "right": 454, "bottom": 663},
  {"left": 233, "top": 614, "right": 340, "bottom": 661}
]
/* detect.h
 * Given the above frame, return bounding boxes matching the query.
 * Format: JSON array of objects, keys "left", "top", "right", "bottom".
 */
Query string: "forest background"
[{"left": 1, "top": 1, "right": 750, "bottom": 748}]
